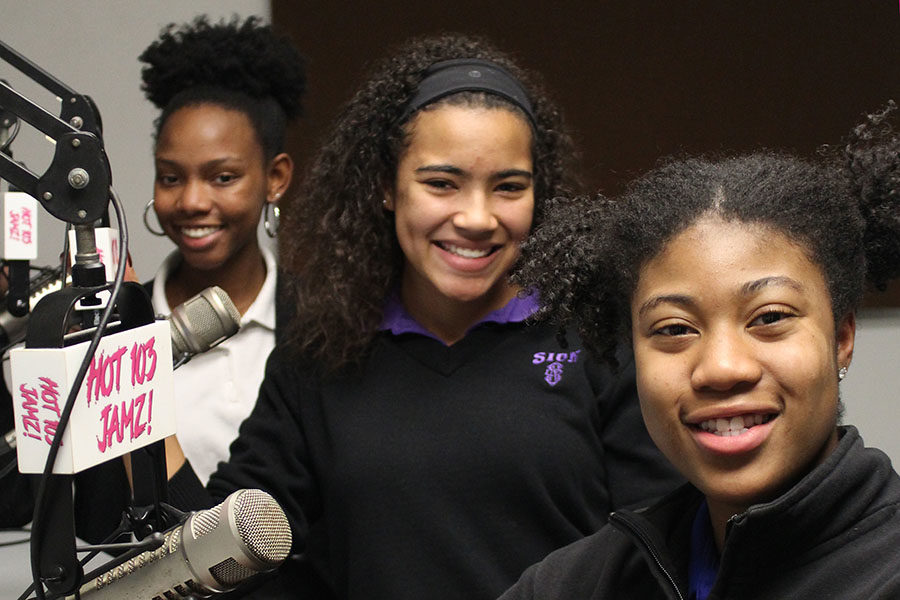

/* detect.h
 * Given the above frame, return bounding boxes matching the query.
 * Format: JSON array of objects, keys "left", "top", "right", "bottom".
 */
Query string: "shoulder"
[{"left": 500, "top": 525, "right": 635, "bottom": 600}]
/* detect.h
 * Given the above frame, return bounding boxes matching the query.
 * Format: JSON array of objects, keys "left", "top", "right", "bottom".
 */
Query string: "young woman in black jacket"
[{"left": 502, "top": 103, "right": 900, "bottom": 599}]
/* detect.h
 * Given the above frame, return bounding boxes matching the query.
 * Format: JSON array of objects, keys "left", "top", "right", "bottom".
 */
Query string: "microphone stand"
[{"left": 1, "top": 39, "right": 175, "bottom": 599}]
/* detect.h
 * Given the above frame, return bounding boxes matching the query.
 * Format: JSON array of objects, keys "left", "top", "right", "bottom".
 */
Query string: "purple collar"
[
  {"left": 379, "top": 291, "right": 539, "bottom": 344},
  {"left": 688, "top": 499, "right": 719, "bottom": 600}
]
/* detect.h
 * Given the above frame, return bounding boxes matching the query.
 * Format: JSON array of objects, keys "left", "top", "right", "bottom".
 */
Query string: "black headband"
[{"left": 401, "top": 58, "right": 536, "bottom": 126}]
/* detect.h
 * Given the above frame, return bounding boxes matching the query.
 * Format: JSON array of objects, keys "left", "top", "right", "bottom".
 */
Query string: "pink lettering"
[
  {"left": 130, "top": 338, "right": 158, "bottom": 385},
  {"left": 96, "top": 391, "right": 155, "bottom": 453},
  {"left": 132, "top": 392, "right": 147, "bottom": 440},
  {"left": 97, "top": 404, "right": 112, "bottom": 452},
  {"left": 39, "top": 377, "right": 62, "bottom": 418},
  {"left": 42, "top": 420, "right": 59, "bottom": 447},
  {"left": 111, "top": 401, "right": 123, "bottom": 445},
  {"left": 19, "top": 383, "right": 42, "bottom": 440},
  {"left": 85, "top": 346, "right": 128, "bottom": 405},
  {"left": 8, "top": 211, "right": 20, "bottom": 241}
]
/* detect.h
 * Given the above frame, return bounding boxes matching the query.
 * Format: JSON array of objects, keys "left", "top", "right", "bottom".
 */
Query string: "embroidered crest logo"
[
  {"left": 544, "top": 362, "right": 563, "bottom": 386},
  {"left": 532, "top": 350, "right": 581, "bottom": 387}
]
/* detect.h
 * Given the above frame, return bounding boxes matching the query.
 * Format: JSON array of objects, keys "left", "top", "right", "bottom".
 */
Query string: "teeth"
[
  {"left": 698, "top": 414, "right": 771, "bottom": 436},
  {"left": 442, "top": 243, "right": 492, "bottom": 259},
  {"left": 181, "top": 226, "right": 221, "bottom": 239}
]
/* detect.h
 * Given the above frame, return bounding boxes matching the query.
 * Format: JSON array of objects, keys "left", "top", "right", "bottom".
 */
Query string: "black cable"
[
  {"left": 0, "top": 454, "right": 16, "bottom": 478},
  {"left": 0, "top": 116, "right": 20, "bottom": 152}
]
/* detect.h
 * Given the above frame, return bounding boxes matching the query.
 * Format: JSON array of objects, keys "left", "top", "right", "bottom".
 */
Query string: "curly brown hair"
[
  {"left": 279, "top": 33, "right": 579, "bottom": 372},
  {"left": 515, "top": 102, "right": 900, "bottom": 365}
]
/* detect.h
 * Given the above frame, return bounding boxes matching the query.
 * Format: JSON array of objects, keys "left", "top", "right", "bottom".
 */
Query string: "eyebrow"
[
  {"left": 637, "top": 276, "right": 806, "bottom": 319},
  {"left": 414, "top": 165, "right": 533, "bottom": 180},
  {"left": 415, "top": 164, "right": 464, "bottom": 176},
  {"left": 637, "top": 294, "right": 694, "bottom": 319},
  {"left": 155, "top": 157, "right": 240, "bottom": 169},
  {"left": 741, "top": 275, "right": 805, "bottom": 295}
]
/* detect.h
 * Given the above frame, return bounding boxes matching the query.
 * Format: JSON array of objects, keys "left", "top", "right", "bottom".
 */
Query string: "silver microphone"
[
  {"left": 169, "top": 286, "right": 241, "bottom": 361},
  {"left": 75, "top": 489, "right": 292, "bottom": 599}
]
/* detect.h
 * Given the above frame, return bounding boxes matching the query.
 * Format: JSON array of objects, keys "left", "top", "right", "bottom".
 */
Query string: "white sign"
[
  {"left": 10, "top": 320, "right": 175, "bottom": 474},
  {"left": 3, "top": 191, "right": 38, "bottom": 260}
]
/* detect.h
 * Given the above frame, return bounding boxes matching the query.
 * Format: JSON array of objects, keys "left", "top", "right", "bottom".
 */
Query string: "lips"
[{"left": 687, "top": 410, "right": 779, "bottom": 456}]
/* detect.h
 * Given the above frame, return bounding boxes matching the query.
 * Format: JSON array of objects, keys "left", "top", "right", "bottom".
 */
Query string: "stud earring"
[{"left": 838, "top": 366, "right": 848, "bottom": 381}]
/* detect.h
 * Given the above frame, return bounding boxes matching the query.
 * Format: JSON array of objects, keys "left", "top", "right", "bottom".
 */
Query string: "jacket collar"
[{"left": 612, "top": 426, "right": 900, "bottom": 596}]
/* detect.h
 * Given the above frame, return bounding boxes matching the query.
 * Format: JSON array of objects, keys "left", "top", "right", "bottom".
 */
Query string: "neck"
[
  {"left": 400, "top": 279, "right": 519, "bottom": 345},
  {"left": 165, "top": 246, "right": 267, "bottom": 316},
  {"left": 706, "top": 500, "right": 746, "bottom": 553}
]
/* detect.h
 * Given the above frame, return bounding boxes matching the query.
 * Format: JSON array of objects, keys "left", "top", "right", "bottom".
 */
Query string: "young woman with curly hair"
[
  {"left": 502, "top": 103, "right": 900, "bottom": 599},
  {"left": 159, "top": 33, "right": 682, "bottom": 600}
]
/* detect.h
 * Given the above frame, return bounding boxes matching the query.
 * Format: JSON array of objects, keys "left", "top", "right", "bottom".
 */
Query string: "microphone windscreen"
[
  {"left": 169, "top": 286, "right": 241, "bottom": 357},
  {"left": 192, "top": 488, "right": 293, "bottom": 586}
]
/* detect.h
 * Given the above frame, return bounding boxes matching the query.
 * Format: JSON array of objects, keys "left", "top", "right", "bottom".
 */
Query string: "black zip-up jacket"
[{"left": 500, "top": 426, "right": 900, "bottom": 600}]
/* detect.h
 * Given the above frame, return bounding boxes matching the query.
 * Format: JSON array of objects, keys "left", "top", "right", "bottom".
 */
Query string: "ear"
[
  {"left": 383, "top": 189, "right": 395, "bottom": 212},
  {"left": 836, "top": 311, "right": 856, "bottom": 370},
  {"left": 266, "top": 152, "right": 294, "bottom": 204}
]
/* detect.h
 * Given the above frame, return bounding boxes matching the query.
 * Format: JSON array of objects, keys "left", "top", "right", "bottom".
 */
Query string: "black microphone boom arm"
[{"left": 0, "top": 39, "right": 109, "bottom": 225}]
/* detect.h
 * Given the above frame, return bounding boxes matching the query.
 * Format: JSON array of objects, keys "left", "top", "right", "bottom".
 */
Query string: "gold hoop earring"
[
  {"left": 143, "top": 199, "right": 166, "bottom": 237},
  {"left": 264, "top": 202, "right": 280, "bottom": 238}
]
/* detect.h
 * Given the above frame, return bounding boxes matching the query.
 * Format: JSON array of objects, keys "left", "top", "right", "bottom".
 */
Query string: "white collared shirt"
[{"left": 151, "top": 247, "right": 277, "bottom": 483}]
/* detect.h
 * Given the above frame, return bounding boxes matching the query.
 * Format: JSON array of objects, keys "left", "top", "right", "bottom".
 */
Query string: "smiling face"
[
  {"left": 387, "top": 104, "right": 534, "bottom": 329},
  {"left": 153, "top": 103, "right": 280, "bottom": 274},
  {"left": 631, "top": 216, "right": 855, "bottom": 530}
]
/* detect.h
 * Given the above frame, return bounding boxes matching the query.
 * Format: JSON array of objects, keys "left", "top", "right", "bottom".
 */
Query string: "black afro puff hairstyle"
[{"left": 139, "top": 14, "right": 306, "bottom": 158}]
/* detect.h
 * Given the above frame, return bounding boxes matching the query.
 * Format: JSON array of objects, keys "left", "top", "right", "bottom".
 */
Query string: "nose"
[
  {"left": 690, "top": 326, "right": 762, "bottom": 392},
  {"left": 451, "top": 190, "right": 498, "bottom": 235},
  {"left": 177, "top": 178, "right": 212, "bottom": 214}
]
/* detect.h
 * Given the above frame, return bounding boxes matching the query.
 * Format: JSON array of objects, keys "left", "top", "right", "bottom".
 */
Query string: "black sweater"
[
  {"left": 168, "top": 321, "right": 682, "bottom": 599},
  {"left": 500, "top": 425, "right": 900, "bottom": 600}
]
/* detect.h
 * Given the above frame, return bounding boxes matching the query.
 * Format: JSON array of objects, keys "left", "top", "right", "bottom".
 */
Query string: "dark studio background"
[{"left": 271, "top": 1, "right": 899, "bottom": 303}]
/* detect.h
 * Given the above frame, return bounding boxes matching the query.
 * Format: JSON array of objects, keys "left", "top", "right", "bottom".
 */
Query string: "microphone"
[
  {"left": 169, "top": 285, "right": 241, "bottom": 364},
  {"left": 74, "top": 488, "right": 292, "bottom": 599}
]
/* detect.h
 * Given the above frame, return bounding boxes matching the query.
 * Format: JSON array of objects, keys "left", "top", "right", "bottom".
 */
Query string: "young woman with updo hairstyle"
[
  {"left": 138, "top": 15, "right": 304, "bottom": 483},
  {"left": 68, "top": 15, "right": 306, "bottom": 550},
  {"left": 159, "top": 33, "right": 682, "bottom": 600},
  {"left": 501, "top": 103, "right": 900, "bottom": 600}
]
